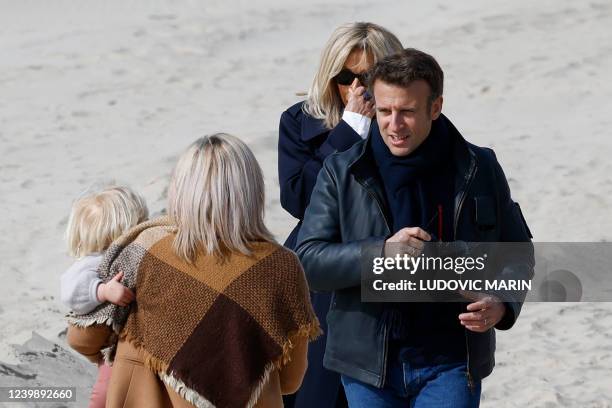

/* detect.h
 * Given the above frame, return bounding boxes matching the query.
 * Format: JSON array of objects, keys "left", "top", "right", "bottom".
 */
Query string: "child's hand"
[{"left": 96, "top": 271, "right": 135, "bottom": 307}]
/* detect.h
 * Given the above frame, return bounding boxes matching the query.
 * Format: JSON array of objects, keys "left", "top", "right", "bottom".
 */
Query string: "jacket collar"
[
  {"left": 300, "top": 113, "right": 330, "bottom": 141},
  {"left": 348, "top": 125, "right": 391, "bottom": 229}
]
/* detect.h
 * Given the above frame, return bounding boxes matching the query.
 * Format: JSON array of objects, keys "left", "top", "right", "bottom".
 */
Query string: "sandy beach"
[{"left": 1, "top": 0, "right": 611, "bottom": 406}]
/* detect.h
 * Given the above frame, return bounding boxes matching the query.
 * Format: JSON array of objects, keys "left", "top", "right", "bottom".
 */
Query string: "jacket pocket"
[{"left": 473, "top": 196, "right": 496, "bottom": 230}]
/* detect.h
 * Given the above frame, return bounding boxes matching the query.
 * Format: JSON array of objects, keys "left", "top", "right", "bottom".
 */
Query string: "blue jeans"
[{"left": 341, "top": 354, "right": 481, "bottom": 408}]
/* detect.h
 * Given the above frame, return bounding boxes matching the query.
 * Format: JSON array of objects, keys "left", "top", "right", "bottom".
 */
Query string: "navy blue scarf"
[
  {"left": 372, "top": 116, "right": 466, "bottom": 350},
  {"left": 371, "top": 115, "right": 455, "bottom": 240}
]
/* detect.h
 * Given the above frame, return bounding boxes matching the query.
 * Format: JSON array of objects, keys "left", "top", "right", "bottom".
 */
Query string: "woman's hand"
[{"left": 344, "top": 78, "right": 375, "bottom": 118}]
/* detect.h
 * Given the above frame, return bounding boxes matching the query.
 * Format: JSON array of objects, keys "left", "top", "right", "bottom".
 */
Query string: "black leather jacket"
[{"left": 295, "top": 116, "right": 534, "bottom": 387}]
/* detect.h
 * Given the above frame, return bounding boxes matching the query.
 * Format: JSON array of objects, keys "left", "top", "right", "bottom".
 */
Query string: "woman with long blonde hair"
[
  {"left": 68, "top": 134, "right": 320, "bottom": 408},
  {"left": 277, "top": 22, "right": 403, "bottom": 408}
]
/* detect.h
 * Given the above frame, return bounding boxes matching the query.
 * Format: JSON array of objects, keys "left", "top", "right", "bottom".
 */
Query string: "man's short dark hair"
[{"left": 367, "top": 48, "right": 444, "bottom": 107}]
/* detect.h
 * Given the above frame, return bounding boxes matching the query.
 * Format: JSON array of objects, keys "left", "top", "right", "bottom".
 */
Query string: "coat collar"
[{"left": 300, "top": 113, "right": 330, "bottom": 141}]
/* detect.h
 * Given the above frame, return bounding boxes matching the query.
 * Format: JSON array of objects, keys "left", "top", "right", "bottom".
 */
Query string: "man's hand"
[
  {"left": 345, "top": 78, "right": 375, "bottom": 118},
  {"left": 96, "top": 271, "right": 135, "bottom": 307},
  {"left": 458, "top": 291, "right": 506, "bottom": 332},
  {"left": 384, "top": 227, "right": 431, "bottom": 258}
]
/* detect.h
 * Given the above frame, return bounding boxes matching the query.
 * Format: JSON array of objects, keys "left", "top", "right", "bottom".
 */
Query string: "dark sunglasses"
[{"left": 334, "top": 69, "right": 368, "bottom": 86}]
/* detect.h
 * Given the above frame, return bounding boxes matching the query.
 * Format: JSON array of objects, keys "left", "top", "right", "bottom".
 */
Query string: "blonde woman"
[
  {"left": 277, "top": 22, "right": 402, "bottom": 408},
  {"left": 67, "top": 134, "right": 320, "bottom": 408}
]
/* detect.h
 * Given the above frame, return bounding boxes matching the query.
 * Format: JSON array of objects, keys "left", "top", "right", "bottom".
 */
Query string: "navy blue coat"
[
  {"left": 279, "top": 101, "right": 362, "bottom": 249},
  {"left": 278, "top": 101, "right": 362, "bottom": 408}
]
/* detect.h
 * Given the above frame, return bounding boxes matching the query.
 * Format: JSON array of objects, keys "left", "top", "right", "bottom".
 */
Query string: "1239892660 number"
[{"left": 0, "top": 387, "right": 76, "bottom": 402}]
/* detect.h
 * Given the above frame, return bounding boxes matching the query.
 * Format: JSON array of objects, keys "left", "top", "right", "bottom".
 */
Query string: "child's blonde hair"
[{"left": 66, "top": 186, "right": 148, "bottom": 257}]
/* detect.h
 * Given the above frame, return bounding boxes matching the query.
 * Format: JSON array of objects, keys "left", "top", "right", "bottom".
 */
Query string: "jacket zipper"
[
  {"left": 361, "top": 181, "right": 391, "bottom": 234},
  {"left": 465, "top": 331, "right": 475, "bottom": 392},
  {"left": 453, "top": 157, "right": 477, "bottom": 238},
  {"left": 359, "top": 180, "right": 391, "bottom": 388},
  {"left": 379, "top": 321, "right": 389, "bottom": 388},
  {"left": 454, "top": 155, "right": 477, "bottom": 391},
  {"left": 365, "top": 188, "right": 391, "bottom": 388}
]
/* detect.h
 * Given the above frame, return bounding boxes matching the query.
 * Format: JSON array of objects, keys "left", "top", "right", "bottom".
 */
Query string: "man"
[{"left": 295, "top": 49, "right": 533, "bottom": 407}]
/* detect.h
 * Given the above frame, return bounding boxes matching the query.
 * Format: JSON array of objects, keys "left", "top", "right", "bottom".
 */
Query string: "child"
[{"left": 61, "top": 185, "right": 148, "bottom": 408}]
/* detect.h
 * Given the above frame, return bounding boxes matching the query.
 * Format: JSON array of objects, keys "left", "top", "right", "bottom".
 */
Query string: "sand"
[{"left": 1, "top": 0, "right": 611, "bottom": 406}]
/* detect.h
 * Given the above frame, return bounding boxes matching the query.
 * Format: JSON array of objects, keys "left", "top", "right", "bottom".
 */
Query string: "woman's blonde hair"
[
  {"left": 66, "top": 186, "right": 149, "bottom": 257},
  {"left": 303, "top": 22, "right": 403, "bottom": 129},
  {"left": 168, "top": 133, "right": 275, "bottom": 263}
]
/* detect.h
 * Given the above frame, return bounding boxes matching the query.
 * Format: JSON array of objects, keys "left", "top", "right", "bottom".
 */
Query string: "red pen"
[{"left": 437, "top": 204, "right": 443, "bottom": 242}]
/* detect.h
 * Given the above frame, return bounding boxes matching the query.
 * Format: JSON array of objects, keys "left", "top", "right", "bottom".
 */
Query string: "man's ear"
[{"left": 430, "top": 96, "right": 443, "bottom": 120}]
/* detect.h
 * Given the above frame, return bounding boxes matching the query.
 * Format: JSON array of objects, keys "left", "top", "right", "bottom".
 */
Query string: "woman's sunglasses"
[{"left": 334, "top": 69, "right": 368, "bottom": 86}]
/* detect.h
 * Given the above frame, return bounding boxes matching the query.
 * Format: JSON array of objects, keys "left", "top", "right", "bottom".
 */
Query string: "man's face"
[{"left": 373, "top": 79, "right": 443, "bottom": 157}]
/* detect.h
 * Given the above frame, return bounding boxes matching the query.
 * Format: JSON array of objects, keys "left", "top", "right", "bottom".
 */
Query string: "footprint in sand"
[
  {"left": 530, "top": 316, "right": 553, "bottom": 334},
  {"left": 148, "top": 14, "right": 177, "bottom": 21},
  {"left": 20, "top": 179, "right": 34, "bottom": 189},
  {"left": 249, "top": 132, "right": 277, "bottom": 154},
  {"left": 481, "top": 13, "right": 520, "bottom": 33},
  {"left": 71, "top": 110, "right": 90, "bottom": 118},
  {"left": 57, "top": 215, "right": 69, "bottom": 229},
  {"left": 0, "top": 163, "right": 20, "bottom": 171},
  {"left": 113, "top": 47, "right": 130, "bottom": 55}
]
